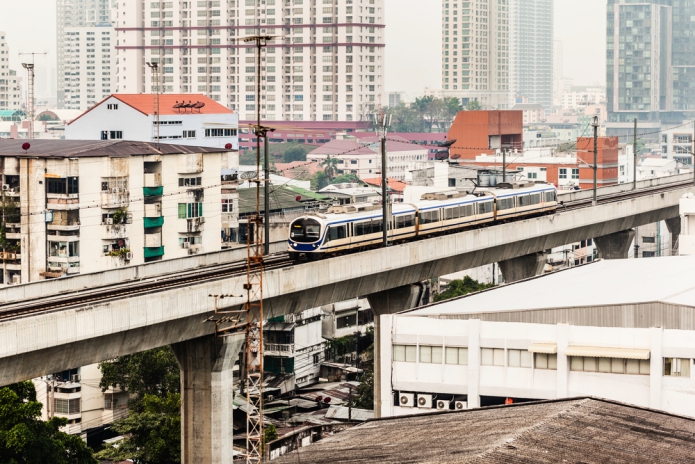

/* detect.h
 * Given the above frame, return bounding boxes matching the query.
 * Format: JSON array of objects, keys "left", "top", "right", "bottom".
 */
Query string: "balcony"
[
  {"left": 144, "top": 232, "right": 162, "bottom": 248},
  {"left": 144, "top": 202, "right": 162, "bottom": 218},
  {"left": 177, "top": 217, "right": 205, "bottom": 233},
  {"left": 103, "top": 224, "right": 127, "bottom": 239},
  {"left": 101, "top": 191, "right": 129, "bottom": 209},
  {"left": 143, "top": 246, "right": 164, "bottom": 258},
  {"left": 144, "top": 216, "right": 164, "bottom": 228},
  {"left": 264, "top": 343, "right": 295, "bottom": 357},
  {"left": 144, "top": 172, "right": 162, "bottom": 187},
  {"left": 47, "top": 194, "right": 80, "bottom": 210},
  {"left": 143, "top": 186, "right": 163, "bottom": 197}
]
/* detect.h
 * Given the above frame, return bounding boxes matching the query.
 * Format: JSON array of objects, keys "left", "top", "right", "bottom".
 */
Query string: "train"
[{"left": 287, "top": 182, "right": 559, "bottom": 261}]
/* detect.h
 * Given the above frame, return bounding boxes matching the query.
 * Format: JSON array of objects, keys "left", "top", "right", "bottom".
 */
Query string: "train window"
[
  {"left": 396, "top": 214, "right": 415, "bottom": 228},
  {"left": 545, "top": 191, "right": 556, "bottom": 202},
  {"left": 497, "top": 198, "right": 514, "bottom": 210},
  {"left": 327, "top": 225, "right": 347, "bottom": 242},
  {"left": 420, "top": 210, "right": 440, "bottom": 224},
  {"left": 463, "top": 204, "right": 474, "bottom": 217},
  {"left": 478, "top": 202, "right": 493, "bottom": 215},
  {"left": 354, "top": 221, "right": 371, "bottom": 236},
  {"left": 290, "top": 218, "right": 322, "bottom": 243},
  {"left": 444, "top": 207, "right": 461, "bottom": 220},
  {"left": 518, "top": 195, "right": 531, "bottom": 207},
  {"left": 530, "top": 194, "right": 541, "bottom": 205},
  {"left": 371, "top": 219, "right": 383, "bottom": 234}
]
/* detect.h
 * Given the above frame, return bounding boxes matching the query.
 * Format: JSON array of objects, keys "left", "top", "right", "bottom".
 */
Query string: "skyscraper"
[
  {"left": 509, "top": 0, "right": 553, "bottom": 109},
  {"left": 441, "top": 0, "right": 510, "bottom": 109},
  {"left": 0, "top": 32, "right": 22, "bottom": 111},
  {"left": 606, "top": 0, "right": 695, "bottom": 132},
  {"left": 115, "top": 0, "right": 385, "bottom": 124},
  {"left": 56, "top": 0, "right": 115, "bottom": 110}
]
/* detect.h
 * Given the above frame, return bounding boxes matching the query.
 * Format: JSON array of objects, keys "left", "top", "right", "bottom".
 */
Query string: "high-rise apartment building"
[
  {"left": 56, "top": 0, "right": 115, "bottom": 110},
  {"left": 0, "top": 32, "right": 22, "bottom": 111},
  {"left": 115, "top": 0, "right": 385, "bottom": 124},
  {"left": 552, "top": 39, "right": 563, "bottom": 108},
  {"left": 441, "top": 0, "right": 510, "bottom": 109},
  {"left": 509, "top": 0, "right": 553, "bottom": 109},
  {"left": 606, "top": 0, "right": 695, "bottom": 131}
]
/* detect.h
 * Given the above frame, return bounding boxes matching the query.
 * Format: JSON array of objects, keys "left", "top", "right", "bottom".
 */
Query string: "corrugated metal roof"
[
  {"left": 274, "top": 397, "right": 695, "bottom": 463},
  {"left": 0, "top": 139, "right": 230, "bottom": 158},
  {"left": 324, "top": 405, "right": 374, "bottom": 421}
]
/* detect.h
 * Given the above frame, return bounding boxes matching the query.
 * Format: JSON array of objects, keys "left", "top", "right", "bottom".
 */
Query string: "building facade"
[
  {"left": 115, "top": 0, "right": 385, "bottom": 124},
  {"left": 56, "top": 0, "right": 116, "bottom": 110},
  {"left": 0, "top": 140, "right": 237, "bottom": 285},
  {"left": 509, "top": 0, "right": 553, "bottom": 109},
  {"left": 0, "top": 32, "right": 22, "bottom": 111},
  {"left": 441, "top": 0, "right": 510, "bottom": 109}
]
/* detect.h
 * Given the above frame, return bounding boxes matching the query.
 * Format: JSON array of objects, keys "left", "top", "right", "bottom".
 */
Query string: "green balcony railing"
[
  {"left": 143, "top": 246, "right": 164, "bottom": 258},
  {"left": 143, "top": 216, "right": 164, "bottom": 228},
  {"left": 143, "top": 186, "right": 163, "bottom": 197}
]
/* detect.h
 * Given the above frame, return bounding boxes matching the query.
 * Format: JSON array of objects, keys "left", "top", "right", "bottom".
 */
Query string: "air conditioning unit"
[
  {"left": 399, "top": 392, "right": 414, "bottom": 408},
  {"left": 182, "top": 241, "right": 190, "bottom": 249},
  {"left": 1, "top": 184, "right": 8, "bottom": 191},
  {"left": 106, "top": 218, "right": 113, "bottom": 225},
  {"left": 12, "top": 275, "right": 20, "bottom": 284},
  {"left": 455, "top": 401, "right": 468, "bottom": 411},
  {"left": 199, "top": 217, "right": 205, "bottom": 224},
  {"left": 436, "top": 400, "right": 451, "bottom": 411},
  {"left": 71, "top": 374, "right": 81, "bottom": 383},
  {"left": 416, "top": 394, "right": 432, "bottom": 409},
  {"left": 125, "top": 252, "right": 133, "bottom": 261}
]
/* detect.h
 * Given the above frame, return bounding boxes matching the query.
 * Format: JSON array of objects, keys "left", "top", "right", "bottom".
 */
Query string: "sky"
[{"left": 0, "top": 0, "right": 606, "bottom": 97}]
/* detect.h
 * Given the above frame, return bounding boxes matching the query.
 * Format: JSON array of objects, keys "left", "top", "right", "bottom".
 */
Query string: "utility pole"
[
  {"left": 374, "top": 107, "right": 391, "bottom": 247},
  {"left": 633, "top": 118, "right": 638, "bottom": 190},
  {"left": 692, "top": 119, "right": 695, "bottom": 186},
  {"left": 146, "top": 62, "right": 160, "bottom": 146},
  {"left": 591, "top": 116, "right": 599, "bottom": 206},
  {"left": 502, "top": 149, "right": 507, "bottom": 182},
  {"left": 19, "top": 51, "right": 46, "bottom": 140}
]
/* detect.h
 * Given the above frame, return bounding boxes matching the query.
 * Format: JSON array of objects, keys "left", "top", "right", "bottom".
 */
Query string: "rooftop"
[
  {"left": 275, "top": 397, "right": 695, "bottom": 463},
  {"left": 410, "top": 257, "right": 695, "bottom": 317},
  {"left": 0, "top": 139, "right": 229, "bottom": 158}
]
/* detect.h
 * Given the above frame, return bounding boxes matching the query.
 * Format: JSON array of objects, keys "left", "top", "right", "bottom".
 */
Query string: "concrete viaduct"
[{"left": 0, "top": 173, "right": 692, "bottom": 462}]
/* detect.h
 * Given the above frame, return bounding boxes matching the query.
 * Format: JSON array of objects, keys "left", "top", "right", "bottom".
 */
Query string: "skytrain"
[{"left": 288, "top": 182, "right": 558, "bottom": 261}]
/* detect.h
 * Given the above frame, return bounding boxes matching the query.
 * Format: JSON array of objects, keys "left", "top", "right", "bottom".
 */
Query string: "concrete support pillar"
[
  {"left": 498, "top": 252, "right": 546, "bottom": 283},
  {"left": 367, "top": 284, "right": 426, "bottom": 418},
  {"left": 467, "top": 319, "right": 481, "bottom": 409},
  {"left": 556, "top": 323, "right": 570, "bottom": 399},
  {"left": 649, "top": 327, "right": 663, "bottom": 410},
  {"left": 665, "top": 217, "right": 681, "bottom": 253},
  {"left": 172, "top": 333, "right": 245, "bottom": 464},
  {"left": 594, "top": 229, "right": 635, "bottom": 259}
]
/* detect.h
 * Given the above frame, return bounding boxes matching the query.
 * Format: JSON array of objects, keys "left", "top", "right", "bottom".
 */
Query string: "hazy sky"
[{"left": 0, "top": 0, "right": 606, "bottom": 95}]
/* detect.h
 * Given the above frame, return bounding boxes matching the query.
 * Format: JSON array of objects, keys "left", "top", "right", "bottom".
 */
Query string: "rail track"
[
  {"left": 0, "top": 254, "right": 293, "bottom": 321},
  {"left": 1, "top": 179, "right": 692, "bottom": 322}
]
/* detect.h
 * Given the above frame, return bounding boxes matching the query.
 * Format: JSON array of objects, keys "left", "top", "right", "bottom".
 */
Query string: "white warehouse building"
[
  {"left": 65, "top": 93, "right": 239, "bottom": 150},
  {"left": 378, "top": 257, "right": 695, "bottom": 418}
]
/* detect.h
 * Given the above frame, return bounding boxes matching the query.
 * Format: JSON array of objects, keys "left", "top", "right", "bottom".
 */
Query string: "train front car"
[{"left": 288, "top": 215, "right": 326, "bottom": 261}]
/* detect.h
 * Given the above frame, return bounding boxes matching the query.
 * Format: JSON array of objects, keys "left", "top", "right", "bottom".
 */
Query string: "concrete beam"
[
  {"left": 367, "top": 285, "right": 425, "bottom": 418},
  {"left": 498, "top": 252, "right": 547, "bottom": 283},
  {"left": 172, "top": 334, "right": 244, "bottom": 464},
  {"left": 666, "top": 217, "right": 681, "bottom": 252},
  {"left": 595, "top": 229, "right": 636, "bottom": 259}
]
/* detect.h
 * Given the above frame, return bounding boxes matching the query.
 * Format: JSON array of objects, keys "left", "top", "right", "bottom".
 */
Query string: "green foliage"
[
  {"left": 465, "top": 100, "right": 483, "bottom": 111},
  {"left": 95, "top": 393, "right": 181, "bottom": 464},
  {"left": 330, "top": 173, "right": 361, "bottom": 185},
  {"left": 0, "top": 193, "right": 20, "bottom": 255},
  {"left": 320, "top": 155, "right": 340, "bottom": 179},
  {"left": 263, "top": 423, "right": 278, "bottom": 449},
  {"left": 0, "top": 381, "right": 97, "bottom": 464},
  {"left": 310, "top": 171, "right": 330, "bottom": 191},
  {"left": 386, "top": 96, "right": 462, "bottom": 133},
  {"left": 107, "top": 247, "right": 131, "bottom": 259},
  {"left": 348, "top": 326, "right": 375, "bottom": 411},
  {"left": 98, "top": 346, "right": 180, "bottom": 413},
  {"left": 111, "top": 208, "right": 128, "bottom": 225},
  {"left": 281, "top": 143, "right": 309, "bottom": 163},
  {"left": 433, "top": 276, "right": 494, "bottom": 303}
]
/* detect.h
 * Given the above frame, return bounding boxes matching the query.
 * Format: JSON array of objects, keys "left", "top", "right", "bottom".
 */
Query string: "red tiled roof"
[
  {"left": 68, "top": 93, "right": 233, "bottom": 125},
  {"left": 361, "top": 177, "right": 407, "bottom": 193},
  {"left": 308, "top": 139, "right": 375, "bottom": 156},
  {"left": 275, "top": 161, "right": 324, "bottom": 179}
]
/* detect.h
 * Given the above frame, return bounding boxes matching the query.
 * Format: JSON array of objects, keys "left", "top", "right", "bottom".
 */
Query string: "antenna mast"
[
  {"left": 19, "top": 51, "right": 47, "bottom": 139},
  {"left": 146, "top": 62, "right": 161, "bottom": 146}
]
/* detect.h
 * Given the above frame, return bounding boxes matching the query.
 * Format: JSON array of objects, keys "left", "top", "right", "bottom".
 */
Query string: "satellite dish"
[{"left": 240, "top": 171, "right": 258, "bottom": 180}]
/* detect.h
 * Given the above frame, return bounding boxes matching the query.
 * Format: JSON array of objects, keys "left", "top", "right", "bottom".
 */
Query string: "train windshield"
[{"left": 290, "top": 218, "right": 322, "bottom": 243}]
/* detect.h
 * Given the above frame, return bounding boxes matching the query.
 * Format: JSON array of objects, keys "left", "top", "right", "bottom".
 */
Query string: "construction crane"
[{"left": 19, "top": 51, "right": 47, "bottom": 140}]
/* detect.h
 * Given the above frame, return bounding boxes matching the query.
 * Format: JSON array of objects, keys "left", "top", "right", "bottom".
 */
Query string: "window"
[
  {"left": 395, "top": 214, "right": 415, "bottom": 229},
  {"left": 183, "top": 130, "right": 196, "bottom": 138},
  {"left": 534, "top": 353, "right": 557, "bottom": 370},
  {"left": 326, "top": 225, "right": 347, "bottom": 242},
  {"left": 445, "top": 347, "right": 468, "bottom": 365},
  {"left": 664, "top": 358, "right": 691, "bottom": 377},
  {"left": 313, "top": 353, "right": 320, "bottom": 364},
  {"left": 481, "top": 348, "right": 504, "bottom": 366},
  {"left": 221, "top": 199, "right": 232, "bottom": 213},
  {"left": 508, "top": 349, "right": 533, "bottom": 368},
  {"left": 497, "top": 198, "right": 514, "bottom": 211},
  {"left": 419, "top": 345, "right": 443, "bottom": 364},
  {"left": 178, "top": 177, "right": 202, "bottom": 187},
  {"left": 393, "top": 344, "right": 417, "bottom": 362},
  {"left": 54, "top": 398, "right": 80, "bottom": 415},
  {"left": 107, "top": 103, "right": 118, "bottom": 110},
  {"left": 477, "top": 201, "right": 493, "bottom": 214},
  {"left": 570, "top": 357, "right": 650, "bottom": 375},
  {"left": 419, "top": 210, "right": 439, "bottom": 224},
  {"left": 178, "top": 202, "right": 203, "bottom": 218},
  {"left": 642, "top": 236, "right": 656, "bottom": 243},
  {"left": 571, "top": 168, "right": 579, "bottom": 180},
  {"left": 545, "top": 191, "right": 556, "bottom": 202},
  {"left": 559, "top": 168, "right": 567, "bottom": 179},
  {"left": 643, "top": 251, "right": 656, "bottom": 258},
  {"left": 205, "top": 128, "right": 237, "bottom": 137}
]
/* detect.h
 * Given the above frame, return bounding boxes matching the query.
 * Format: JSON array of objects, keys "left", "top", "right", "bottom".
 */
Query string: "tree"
[
  {"left": 320, "top": 155, "right": 340, "bottom": 179},
  {"left": 310, "top": 171, "right": 330, "bottom": 191},
  {"left": 433, "top": 276, "right": 494, "bottom": 302},
  {"left": 348, "top": 327, "right": 375, "bottom": 410},
  {"left": 282, "top": 143, "right": 309, "bottom": 163},
  {"left": 0, "top": 381, "right": 97, "bottom": 464},
  {"left": 330, "top": 173, "right": 360, "bottom": 185},
  {"left": 465, "top": 100, "right": 483, "bottom": 111},
  {"left": 99, "top": 346, "right": 180, "bottom": 413},
  {"left": 95, "top": 393, "right": 181, "bottom": 464}
]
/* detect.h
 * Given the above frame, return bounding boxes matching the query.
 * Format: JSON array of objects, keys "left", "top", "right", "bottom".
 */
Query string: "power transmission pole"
[
  {"left": 146, "top": 62, "right": 160, "bottom": 146},
  {"left": 591, "top": 116, "right": 599, "bottom": 206},
  {"left": 19, "top": 51, "right": 46, "bottom": 140},
  {"left": 374, "top": 107, "right": 391, "bottom": 247}
]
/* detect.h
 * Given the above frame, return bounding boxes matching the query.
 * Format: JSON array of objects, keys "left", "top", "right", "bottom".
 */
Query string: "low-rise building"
[
  {"left": 379, "top": 257, "right": 695, "bottom": 418},
  {"left": 0, "top": 139, "right": 237, "bottom": 285},
  {"left": 318, "top": 183, "right": 381, "bottom": 205},
  {"left": 65, "top": 94, "right": 239, "bottom": 150},
  {"left": 511, "top": 103, "right": 546, "bottom": 125}
]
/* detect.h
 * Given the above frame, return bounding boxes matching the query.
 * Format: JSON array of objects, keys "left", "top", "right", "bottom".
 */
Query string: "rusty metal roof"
[
  {"left": 0, "top": 139, "right": 230, "bottom": 158},
  {"left": 274, "top": 397, "right": 695, "bottom": 463}
]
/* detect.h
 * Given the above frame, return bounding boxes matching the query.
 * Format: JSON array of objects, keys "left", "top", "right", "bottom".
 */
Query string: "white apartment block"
[
  {"left": 65, "top": 93, "right": 239, "bottom": 150},
  {"left": 441, "top": 0, "right": 510, "bottom": 109},
  {"left": 115, "top": 0, "right": 385, "bottom": 124},
  {"left": 0, "top": 139, "right": 237, "bottom": 286},
  {"left": 560, "top": 85, "right": 606, "bottom": 112},
  {"left": 0, "top": 32, "right": 22, "bottom": 111},
  {"left": 57, "top": 0, "right": 116, "bottom": 110}
]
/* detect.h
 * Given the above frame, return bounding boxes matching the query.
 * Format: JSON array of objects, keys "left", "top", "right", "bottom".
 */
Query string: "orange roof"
[
  {"left": 362, "top": 177, "right": 407, "bottom": 193},
  {"left": 68, "top": 93, "right": 233, "bottom": 125}
]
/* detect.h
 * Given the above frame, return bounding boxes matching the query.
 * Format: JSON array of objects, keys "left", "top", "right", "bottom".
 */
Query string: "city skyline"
[{"left": 1, "top": 0, "right": 607, "bottom": 101}]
